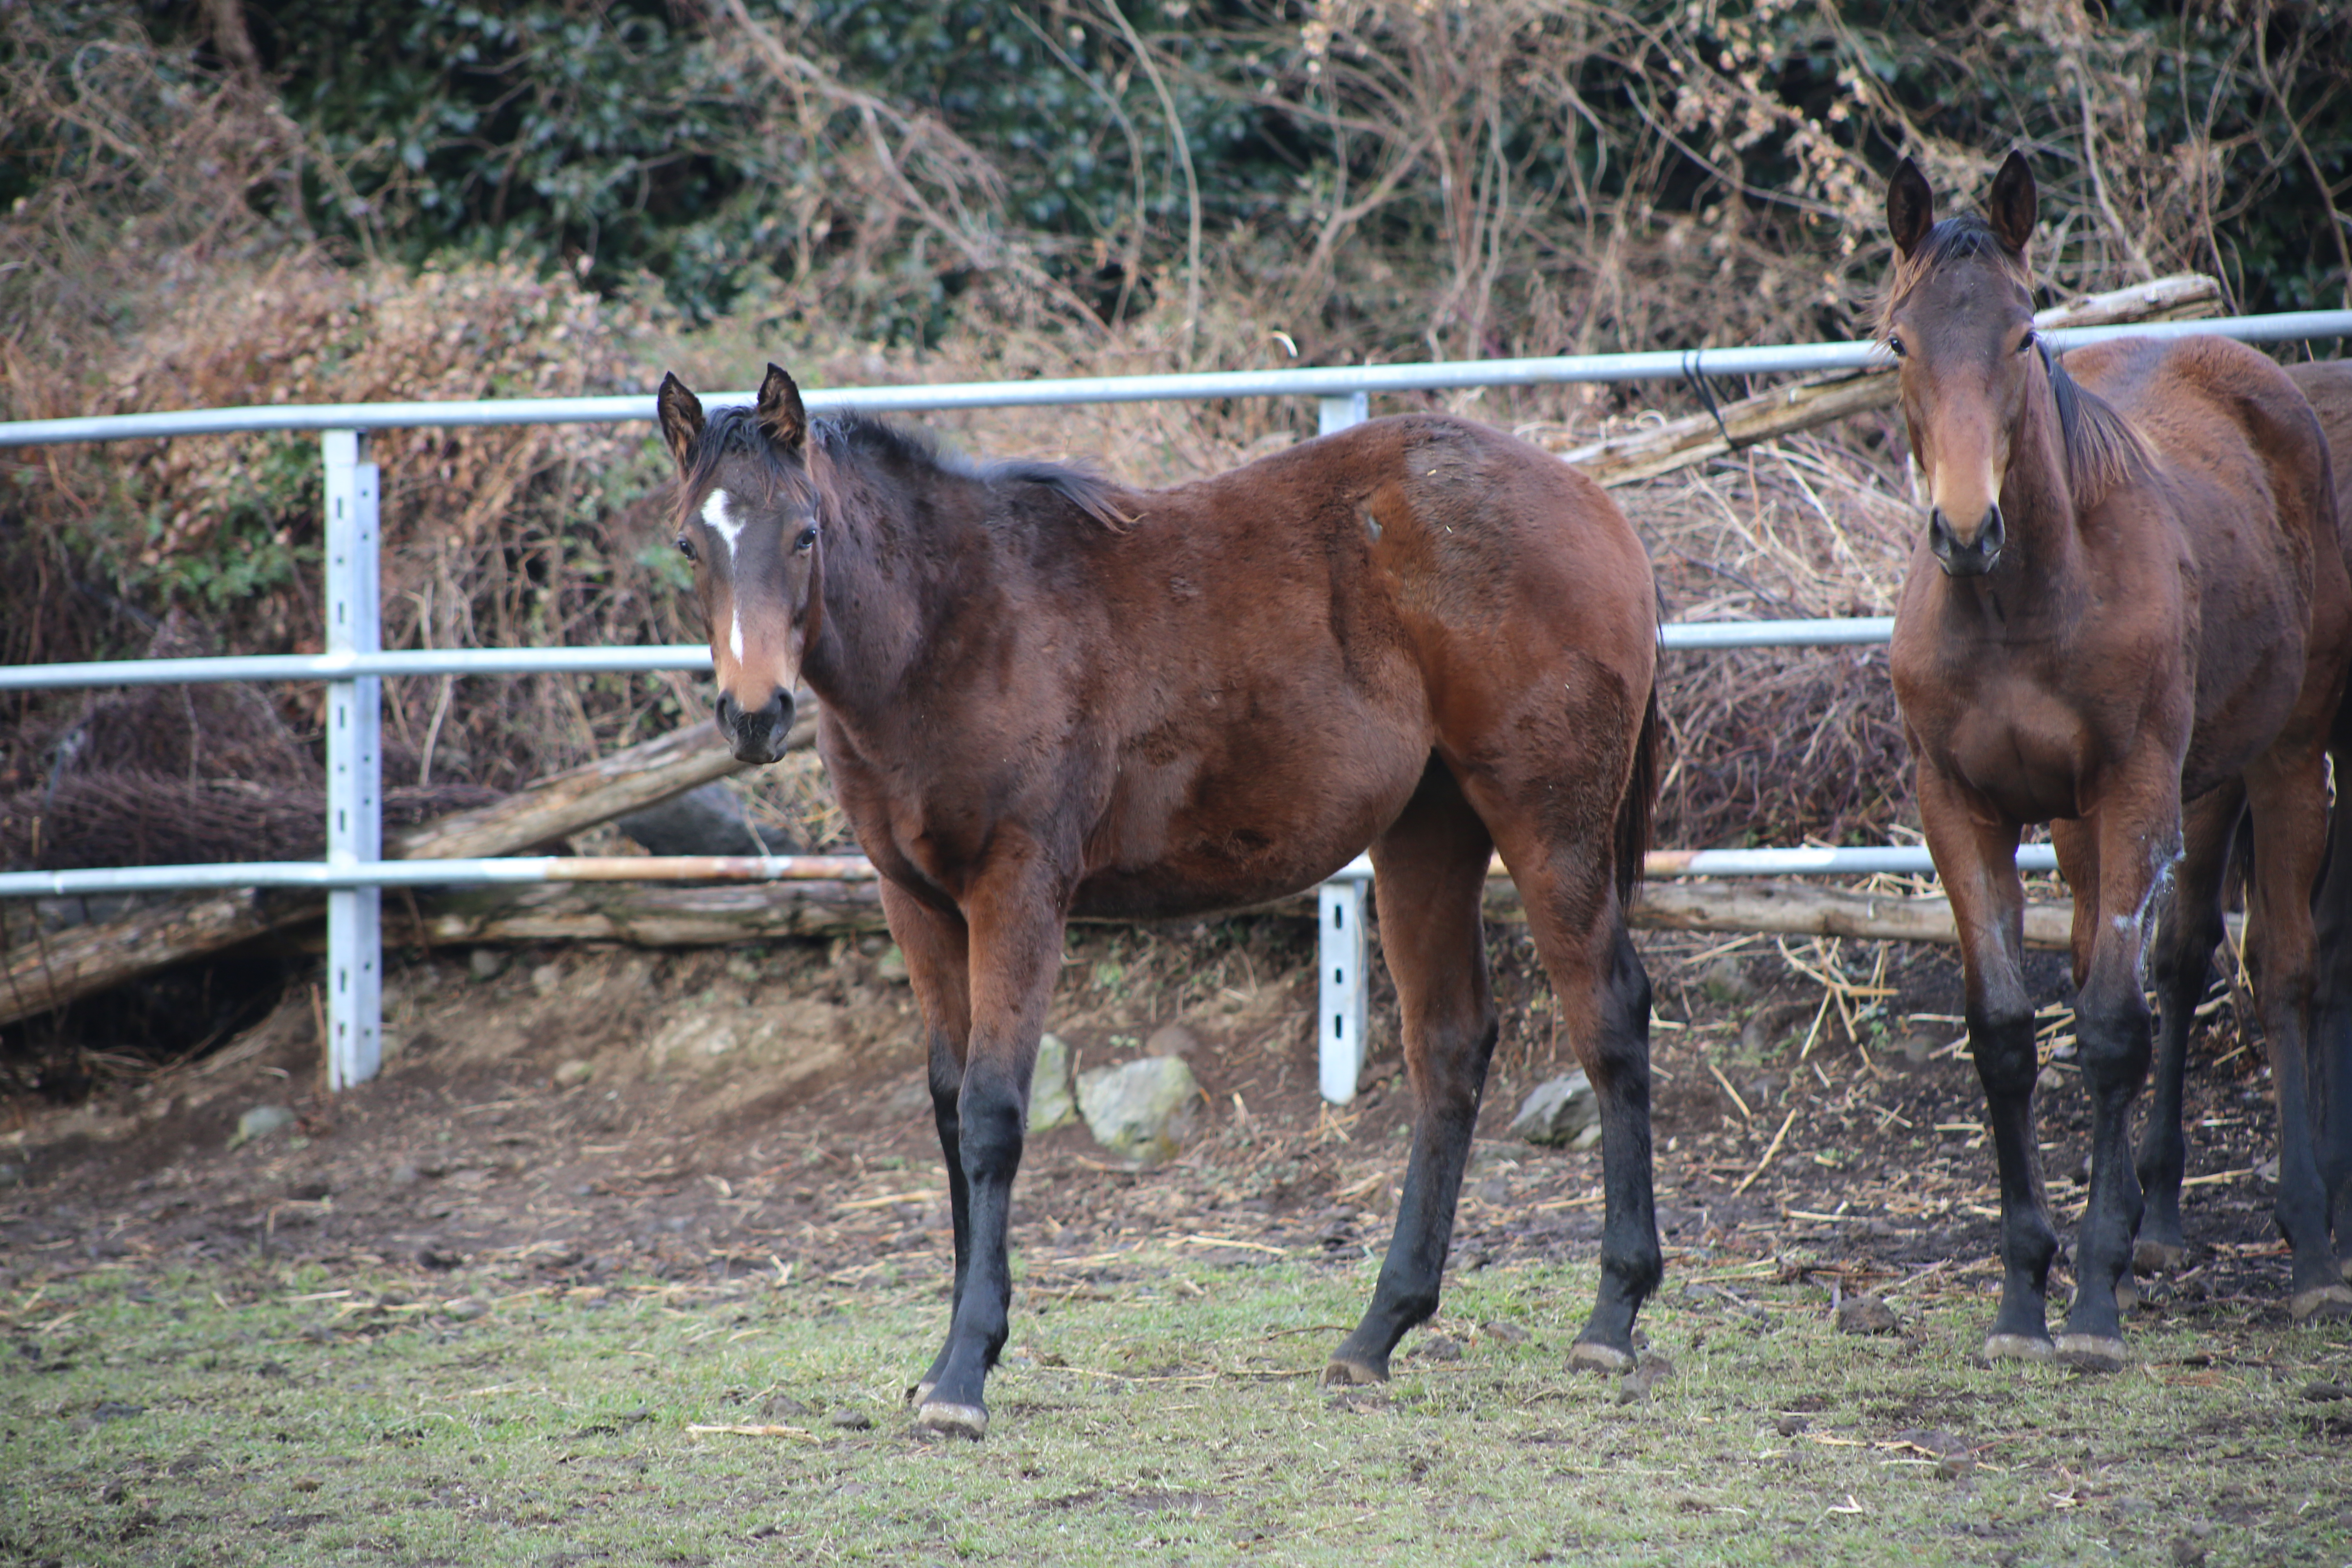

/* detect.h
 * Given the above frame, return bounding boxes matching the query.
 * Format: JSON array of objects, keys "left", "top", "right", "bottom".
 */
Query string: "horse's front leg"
[
  {"left": 2052, "top": 802, "right": 2177, "bottom": 1368},
  {"left": 1919, "top": 770, "right": 2053, "bottom": 1358},
  {"left": 911, "top": 849, "right": 1067, "bottom": 1440},
  {"left": 880, "top": 883, "right": 975, "bottom": 1410}
]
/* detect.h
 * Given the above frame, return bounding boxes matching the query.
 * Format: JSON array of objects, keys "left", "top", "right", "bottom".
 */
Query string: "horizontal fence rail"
[
  {"left": 3, "top": 306, "right": 2346, "bottom": 1098},
  {"left": 3, "top": 311, "right": 2348, "bottom": 448},
  {"left": 0, "top": 618, "right": 1897, "bottom": 693}
]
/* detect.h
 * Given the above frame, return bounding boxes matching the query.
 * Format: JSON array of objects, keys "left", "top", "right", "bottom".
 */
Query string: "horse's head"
[
  {"left": 1881, "top": 150, "right": 2041, "bottom": 578},
  {"left": 655, "top": 364, "right": 823, "bottom": 764}
]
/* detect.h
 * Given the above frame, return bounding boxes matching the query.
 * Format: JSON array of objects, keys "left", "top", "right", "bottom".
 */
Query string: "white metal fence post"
[
  {"left": 1317, "top": 877, "right": 1370, "bottom": 1104},
  {"left": 1318, "top": 392, "right": 1369, "bottom": 437},
  {"left": 1314, "top": 392, "right": 1372, "bottom": 1102},
  {"left": 322, "top": 430, "right": 383, "bottom": 1089}
]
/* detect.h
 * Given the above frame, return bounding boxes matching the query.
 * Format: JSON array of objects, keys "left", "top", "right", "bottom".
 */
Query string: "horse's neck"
[
  {"left": 1976, "top": 395, "right": 2092, "bottom": 617},
  {"left": 800, "top": 461, "right": 987, "bottom": 719}
]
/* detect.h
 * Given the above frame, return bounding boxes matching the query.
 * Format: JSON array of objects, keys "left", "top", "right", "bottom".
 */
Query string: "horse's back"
[
  {"left": 2286, "top": 359, "right": 2352, "bottom": 523},
  {"left": 2071, "top": 335, "right": 2332, "bottom": 520}
]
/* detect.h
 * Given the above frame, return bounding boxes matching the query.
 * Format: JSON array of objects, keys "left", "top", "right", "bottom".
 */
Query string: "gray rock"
[
  {"left": 230, "top": 1105, "right": 296, "bottom": 1150},
  {"left": 616, "top": 782, "right": 793, "bottom": 857},
  {"left": 1836, "top": 1294, "right": 1901, "bottom": 1335},
  {"left": 1509, "top": 1071, "right": 1599, "bottom": 1148},
  {"left": 1076, "top": 1055, "right": 1200, "bottom": 1165},
  {"left": 467, "top": 947, "right": 507, "bottom": 982},
  {"left": 1697, "top": 955, "right": 1757, "bottom": 1007},
  {"left": 1144, "top": 1021, "right": 1202, "bottom": 1058},
  {"left": 1028, "top": 1033, "right": 1076, "bottom": 1133},
  {"left": 553, "top": 1060, "right": 595, "bottom": 1090}
]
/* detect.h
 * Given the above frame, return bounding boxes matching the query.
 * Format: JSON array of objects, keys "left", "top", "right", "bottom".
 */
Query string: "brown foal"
[
  {"left": 654, "top": 367, "right": 1664, "bottom": 1436},
  {"left": 1882, "top": 151, "right": 2352, "bottom": 1367}
]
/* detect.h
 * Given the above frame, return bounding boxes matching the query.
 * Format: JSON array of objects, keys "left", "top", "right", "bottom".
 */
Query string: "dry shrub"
[{"left": 1617, "top": 426, "right": 1921, "bottom": 851}]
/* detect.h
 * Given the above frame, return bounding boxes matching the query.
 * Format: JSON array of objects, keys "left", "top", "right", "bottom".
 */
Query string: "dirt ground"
[{"left": 0, "top": 914, "right": 2307, "bottom": 1337}]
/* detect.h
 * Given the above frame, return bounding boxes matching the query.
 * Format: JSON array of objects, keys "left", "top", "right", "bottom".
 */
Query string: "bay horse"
[
  {"left": 2138, "top": 358, "right": 2352, "bottom": 1298},
  {"left": 1881, "top": 149, "right": 2352, "bottom": 1368},
  {"left": 653, "top": 366, "right": 1664, "bottom": 1437}
]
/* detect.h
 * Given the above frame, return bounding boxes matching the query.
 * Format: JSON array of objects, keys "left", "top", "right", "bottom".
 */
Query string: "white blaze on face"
[
  {"left": 699, "top": 488, "right": 746, "bottom": 555},
  {"left": 701, "top": 489, "right": 748, "bottom": 664}
]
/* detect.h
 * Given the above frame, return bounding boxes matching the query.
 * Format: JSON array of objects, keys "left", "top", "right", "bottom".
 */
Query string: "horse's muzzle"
[
  {"left": 1929, "top": 503, "right": 2004, "bottom": 577},
  {"left": 715, "top": 688, "right": 796, "bottom": 765}
]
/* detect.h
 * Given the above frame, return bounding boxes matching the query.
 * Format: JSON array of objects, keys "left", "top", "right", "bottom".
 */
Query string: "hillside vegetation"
[{"left": 1, "top": 0, "right": 2346, "bottom": 827}]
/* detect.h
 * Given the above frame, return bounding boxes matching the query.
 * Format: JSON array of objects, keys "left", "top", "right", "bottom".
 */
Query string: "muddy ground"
[{"left": 0, "top": 912, "right": 2306, "bottom": 1348}]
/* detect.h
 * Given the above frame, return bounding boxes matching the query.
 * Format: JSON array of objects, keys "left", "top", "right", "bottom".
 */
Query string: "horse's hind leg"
[
  {"left": 1469, "top": 790, "right": 1658, "bottom": 1371},
  {"left": 879, "top": 883, "right": 976, "bottom": 1412},
  {"left": 2241, "top": 744, "right": 2352, "bottom": 1322},
  {"left": 2138, "top": 788, "right": 2242, "bottom": 1276},
  {"left": 1326, "top": 761, "right": 1499, "bottom": 1385}
]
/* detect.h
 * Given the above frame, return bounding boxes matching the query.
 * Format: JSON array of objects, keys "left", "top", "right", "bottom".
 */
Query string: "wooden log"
[
  {"left": 0, "top": 715, "right": 804, "bottom": 1026},
  {"left": 1556, "top": 274, "right": 2222, "bottom": 488},
  {"left": 389, "top": 879, "right": 889, "bottom": 946},
  {"left": 347, "top": 873, "right": 2088, "bottom": 953},
  {"left": 1625, "top": 880, "right": 2075, "bottom": 950}
]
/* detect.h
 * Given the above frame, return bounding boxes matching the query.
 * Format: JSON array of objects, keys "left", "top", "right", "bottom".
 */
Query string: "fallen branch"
[
  {"left": 355, "top": 871, "right": 2122, "bottom": 954},
  {"left": 1625, "top": 878, "right": 2075, "bottom": 950},
  {"left": 0, "top": 716, "right": 804, "bottom": 1026},
  {"left": 1555, "top": 274, "right": 2221, "bottom": 488}
]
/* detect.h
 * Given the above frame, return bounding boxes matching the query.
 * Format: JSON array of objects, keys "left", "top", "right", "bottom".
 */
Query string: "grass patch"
[{"left": 4, "top": 1252, "right": 2348, "bottom": 1564}]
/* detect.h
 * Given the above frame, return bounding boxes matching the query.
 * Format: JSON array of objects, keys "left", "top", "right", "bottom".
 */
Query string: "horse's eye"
[
  {"left": 676, "top": 534, "right": 697, "bottom": 562},
  {"left": 1888, "top": 334, "right": 1907, "bottom": 359},
  {"left": 2017, "top": 329, "right": 2036, "bottom": 354},
  {"left": 795, "top": 525, "right": 818, "bottom": 553}
]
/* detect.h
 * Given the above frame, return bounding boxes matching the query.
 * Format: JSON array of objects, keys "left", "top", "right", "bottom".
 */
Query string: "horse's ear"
[
  {"left": 755, "top": 363, "right": 808, "bottom": 457},
  {"left": 1986, "top": 149, "right": 2037, "bottom": 255},
  {"left": 655, "top": 372, "right": 705, "bottom": 475},
  {"left": 1887, "top": 157, "right": 1933, "bottom": 258}
]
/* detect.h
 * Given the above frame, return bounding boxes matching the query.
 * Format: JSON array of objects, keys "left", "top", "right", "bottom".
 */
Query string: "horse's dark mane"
[
  {"left": 2045, "top": 350, "right": 2152, "bottom": 508},
  {"left": 683, "top": 405, "right": 1125, "bottom": 530},
  {"left": 1878, "top": 213, "right": 2150, "bottom": 508}
]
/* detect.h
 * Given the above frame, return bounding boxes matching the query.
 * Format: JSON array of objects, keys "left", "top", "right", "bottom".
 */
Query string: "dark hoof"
[
  {"left": 913, "top": 1400, "right": 988, "bottom": 1440},
  {"left": 1566, "top": 1339, "right": 1635, "bottom": 1374},
  {"left": 2290, "top": 1285, "right": 2352, "bottom": 1323},
  {"left": 909, "top": 1380, "right": 935, "bottom": 1407},
  {"left": 2132, "top": 1239, "right": 2185, "bottom": 1274},
  {"left": 1321, "top": 1357, "right": 1386, "bottom": 1387},
  {"left": 1982, "top": 1332, "right": 2055, "bottom": 1363},
  {"left": 2054, "top": 1333, "right": 2128, "bottom": 1373},
  {"left": 2114, "top": 1277, "right": 2140, "bottom": 1314}
]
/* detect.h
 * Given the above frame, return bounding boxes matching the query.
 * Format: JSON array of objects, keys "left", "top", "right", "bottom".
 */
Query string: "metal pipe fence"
[{"left": 4, "top": 310, "right": 2347, "bottom": 1102}]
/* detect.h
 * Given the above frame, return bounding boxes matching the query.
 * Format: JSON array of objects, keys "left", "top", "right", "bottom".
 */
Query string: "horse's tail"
[{"left": 1615, "top": 682, "right": 1661, "bottom": 911}]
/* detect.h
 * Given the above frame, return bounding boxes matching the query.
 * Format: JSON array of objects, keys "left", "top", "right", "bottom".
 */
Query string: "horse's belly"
[{"left": 1075, "top": 726, "right": 1430, "bottom": 918}]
